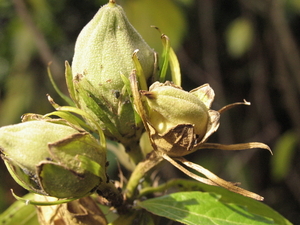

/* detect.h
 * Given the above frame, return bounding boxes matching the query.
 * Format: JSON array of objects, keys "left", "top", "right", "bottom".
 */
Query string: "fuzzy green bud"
[
  {"left": 71, "top": 1, "right": 156, "bottom": 144},
  {"left": 142, "top": 82, "right": 209, "bottom": 140},
  {"left": 0, "top": 121, "right": 107, "bottom": 198}
]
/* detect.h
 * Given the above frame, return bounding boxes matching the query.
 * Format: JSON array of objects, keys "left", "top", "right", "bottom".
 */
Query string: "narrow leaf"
[
  {"left": 47, "top": 63, "right": 74, "bottom": 106},
  {"left": 43, "top": 111, "right": 92, "bottom": 131},
  {"left": 169, "top": 47, "right": 181, "bottom": 86},
  {"left": 120, "top": 72, "right": 142, "bottom": 126},
  {"left": 159, "top": 34, "right": 170, "bottom": 83},
  {"left": 65, "top": 61, "right": 77, "bottom": 103},
  {"left": 132, "top": 50, "right": 147, "bottom": 90}
]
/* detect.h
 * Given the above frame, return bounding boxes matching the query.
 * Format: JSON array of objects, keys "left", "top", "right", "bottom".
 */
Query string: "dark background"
[{"left": 1, "top": 0, "right": 300, "bottom": 223}]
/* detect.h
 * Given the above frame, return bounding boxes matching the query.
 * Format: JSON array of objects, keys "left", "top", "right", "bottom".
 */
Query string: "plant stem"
[
  {"left": 124, "top": 141, "right": 145, "bottom": 166},
  {"left": 125, "top": 151, "right": 163, "bottom": 201}
]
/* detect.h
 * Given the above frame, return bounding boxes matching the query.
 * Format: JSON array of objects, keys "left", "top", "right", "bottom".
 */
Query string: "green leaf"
[
  {"left": 0, "top": 193, "right": 38, "bottom": 225},
  {"left": 109, "top": 209, "right": 155, "bottom": 225},
  {"left": 139, "top": 180, "right": 291, "bottom": 225},
  {"left": 192, "top": 182, "right": 291, "bottom": 225},
  {"left": 138, "top": 191, "right": 281, "bottom": 225}
]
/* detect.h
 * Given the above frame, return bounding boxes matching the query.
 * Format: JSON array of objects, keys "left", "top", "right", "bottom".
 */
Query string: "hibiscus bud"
[
  {"left": 71, "top": 0, "right": 156, "bottom": 144},
  {"left": 142, "top": 82, "right": 209, "bottom": 140},
  {"left": 0, "top": 120, "right": 107, "bottom": 198}
]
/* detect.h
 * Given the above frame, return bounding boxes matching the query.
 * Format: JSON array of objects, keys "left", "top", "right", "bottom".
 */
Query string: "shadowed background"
[{"left": 0, "top": 0, "right": 299, "bottom": 223}]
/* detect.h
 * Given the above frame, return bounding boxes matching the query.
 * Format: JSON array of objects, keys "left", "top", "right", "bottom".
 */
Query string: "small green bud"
[
  {"left": 0, "top": 120, "right": 106, "bottom": 198},
  {"left": 138, "top": 81, "right": 220, "bottom": 157},
  {"left": 142, "top": 82, "right": 209, "bottom": 140},
  {"left": 71, "top": 1, "right": 156, "bottom": 144}
]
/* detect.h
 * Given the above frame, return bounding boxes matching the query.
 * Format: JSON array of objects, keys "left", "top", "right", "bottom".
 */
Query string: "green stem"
[
  {"left": 125, "top": 151, "right": 163, "bottom": 201},
  {"left": 124, "top": 141, "right": 145, "bottom": 166}
]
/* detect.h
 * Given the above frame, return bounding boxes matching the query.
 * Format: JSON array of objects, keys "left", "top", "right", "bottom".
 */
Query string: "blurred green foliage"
[
  {"left": 1, "top": 0, "right": 300, "bottom": 224},
  {"left": 225, "top": 17, "right": 254, "bottom": 58},
  {"left": 271, "top": 130, "right": 298, "bottom": 182}
]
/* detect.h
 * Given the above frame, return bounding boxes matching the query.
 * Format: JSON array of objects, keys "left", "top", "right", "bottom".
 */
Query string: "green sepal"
[
  {"left": 120, "top": 73, "right": 142, "bottom": 127},
  {"left": 168, "top": 47, "right": 181, "bottom": 86},
  {"left": 47, "top": 96, "right": 106, "bottom": 148},
  {"left": 77, "top": 155, "right": 106, "bottom": 181},
  {"left": 11, "top": 190, "right": 78, "bottom": 206},
  {"left": 154, "top": 28, "right": 181, "bottom": 86},
  {"left": 47, "top": 64, "right": 75, "bottom": 106},
  {"left": 73, "top": 77, "right": 122, "bottom": 139},
  {"left": 43, "top": 110, "right": 93, "bottom": 131},
  {"left": 159, "top": 34, "right": 170, "bottom": 83},
  {"left": 132, "top": 50, "right": 147, "bottom": 90},
  {"left": 37, "top": 162, "right": 100, "bottom": 198},
  {"left": 48, "top": 132, "right": 106, "bottom": 174},
  {"left": 3, "top": 157, "right": 44, "bottom": 195},
  {"left": 65, "top": 61, "right": 77, "bottom": 103}
]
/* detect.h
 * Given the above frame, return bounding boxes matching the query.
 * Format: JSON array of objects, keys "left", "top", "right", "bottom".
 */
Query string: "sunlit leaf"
[
  {"left": 139, "top": 180, "right": 292, "bottom": 225},
  {"left": 138, "top": 191, "right": 285, "bottom": 225}
]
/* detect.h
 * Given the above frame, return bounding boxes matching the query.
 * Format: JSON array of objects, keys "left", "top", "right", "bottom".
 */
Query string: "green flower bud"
[
  {"left": 140, "top": 82, "right": 220, "bottom": 157},
  {"left": 71, "top": 0, "right": 156, "bottom": 144},
  {"left": 0, "top": 121, "right": 107, "bottom": 198},
  {"left": 142, "top": 82, "right": 209, "bottom": 139}
]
